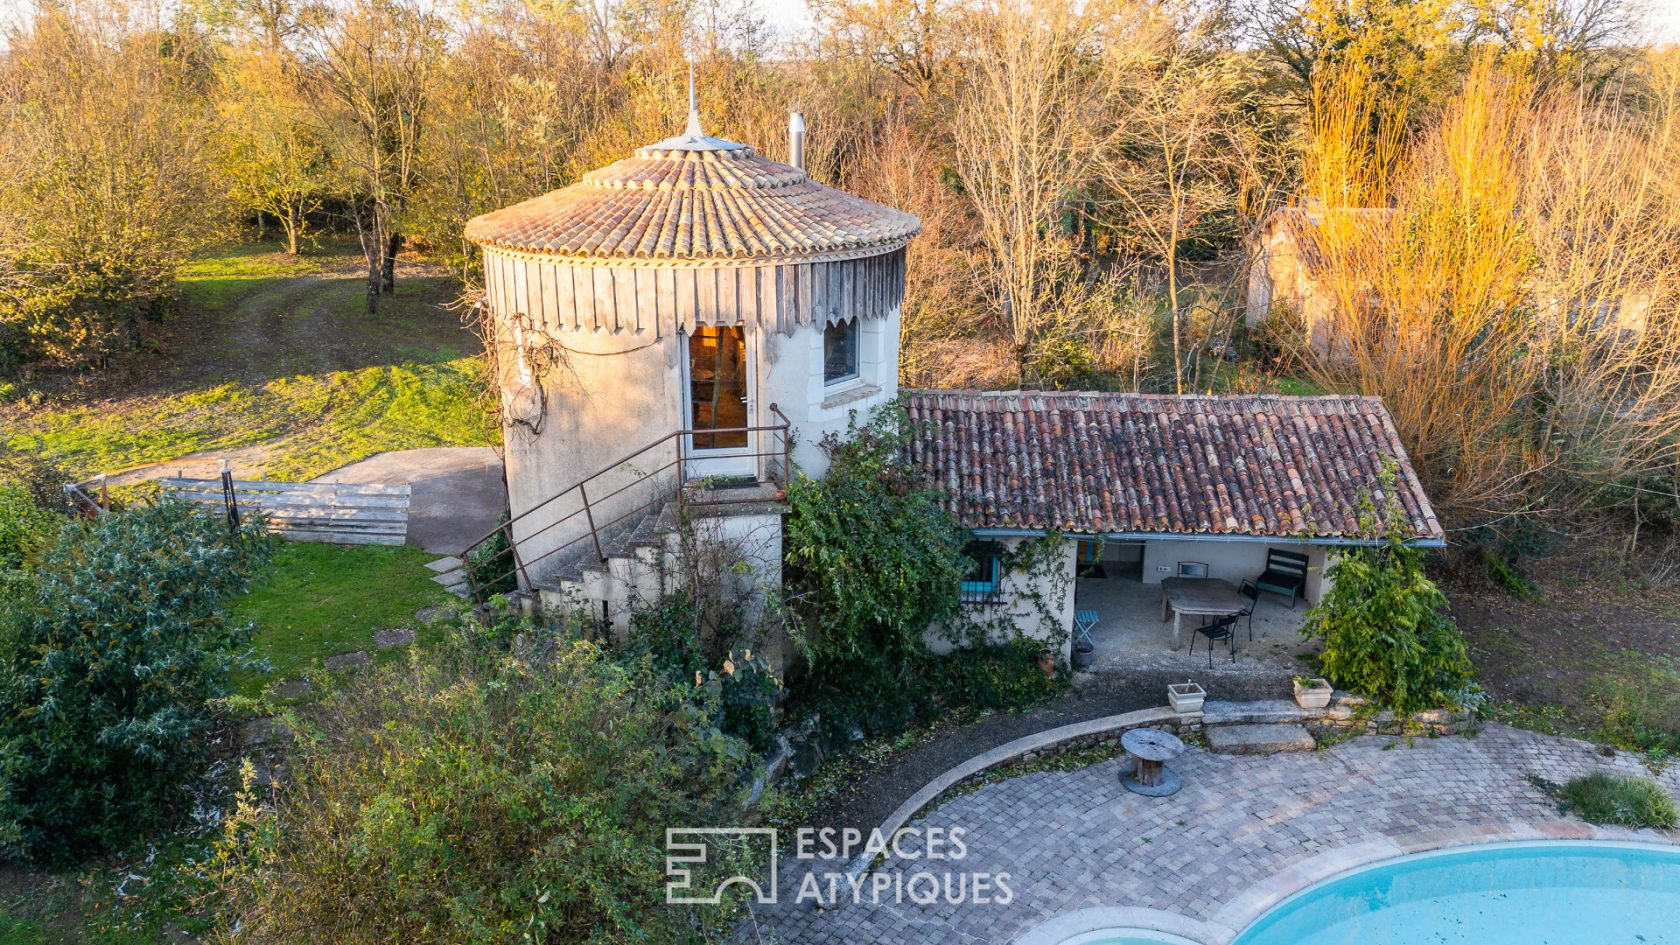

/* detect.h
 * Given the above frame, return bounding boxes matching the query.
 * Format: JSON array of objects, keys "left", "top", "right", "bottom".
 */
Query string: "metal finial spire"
[{"left": 684, "top": 62, "right": 703, "bottom": 138}]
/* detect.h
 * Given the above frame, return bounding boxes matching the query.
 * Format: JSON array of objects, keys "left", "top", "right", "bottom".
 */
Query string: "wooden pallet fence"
[{"left": 160, "top": 477, "right": 410, "bottom": 546}]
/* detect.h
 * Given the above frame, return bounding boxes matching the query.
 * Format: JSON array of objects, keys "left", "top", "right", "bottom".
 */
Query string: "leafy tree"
[
  {"left": 783, "top": 405, "right": 968, "bottom": 735},
  {"left": 0, "top": 2, "right": 219, "bottom": 371},
  {"left": 785, "top": 405, "right": 967, "bottom": 665},
  {"left": 216, "top": 39, "right": 335, "bottom": 254},
  {"left": 1300, "top": 473, "right": 1475, "bottom": 715},
  {"left": 209, "top": 626, "right": 757, "bottom": 945},
  {"left": 0, "top": 500, "right": 272, "bottom": 862}
]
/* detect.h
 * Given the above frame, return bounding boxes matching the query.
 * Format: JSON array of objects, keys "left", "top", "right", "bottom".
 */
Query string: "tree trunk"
[
  {"left": 1168, "top": 207, "right": 1183, "bottom": 394},
  {"left": 355, "top": 204, "right": 381, "bottom": 315},
  {"left": 381, "top": 231, "right": 403, "bottom": 294},
  {"left": 283, "top": 203, "right": 301, "bottom": 256}
]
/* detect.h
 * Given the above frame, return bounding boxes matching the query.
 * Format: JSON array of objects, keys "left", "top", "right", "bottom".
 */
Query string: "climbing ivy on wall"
[
  {"left": 783, "top": 405, "right": 1070, "bottom": 738},
  {"left": 783, "top": 405, "right": 968, "bottom": 667},
  {"left": 940, "top": 533, "right": 1084, "bottom": 656}
]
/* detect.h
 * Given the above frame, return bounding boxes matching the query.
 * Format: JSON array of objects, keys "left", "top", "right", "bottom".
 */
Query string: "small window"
[
  {"left": 961, "top": 540, "right": 1003, "bottom": 602},
  {"left": 823, "top": 317, "right": 860, "bottom": 385}
]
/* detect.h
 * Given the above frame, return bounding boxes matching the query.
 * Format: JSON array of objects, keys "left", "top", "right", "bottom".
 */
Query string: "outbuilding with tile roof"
[{"left": 903, "top": 389, "right": 1444, "bottom": 666}]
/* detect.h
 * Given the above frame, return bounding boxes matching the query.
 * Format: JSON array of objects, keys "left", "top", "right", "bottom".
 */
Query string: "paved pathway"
[
  {"left": 313, "top": 446, "right": 505, "bottom": 555},
  {"left": 753, "top": 724, "right": 1680, "bottom": 944}
]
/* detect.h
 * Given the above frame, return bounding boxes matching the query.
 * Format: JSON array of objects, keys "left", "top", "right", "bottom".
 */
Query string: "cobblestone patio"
[{"left": 752, "top": 724, "right": 1680, "bottom": 944}]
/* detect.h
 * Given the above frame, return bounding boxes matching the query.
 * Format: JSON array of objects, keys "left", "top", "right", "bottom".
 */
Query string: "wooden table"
[
  {"left": 1160, "top": 576, "right": 1246, "bottom": 650},
  {"left": 1119, "top": 727, "right": 1185, "bottom": 797}
]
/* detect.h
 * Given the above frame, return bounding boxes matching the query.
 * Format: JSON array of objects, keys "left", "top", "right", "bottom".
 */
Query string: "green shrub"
[
  {"left": 0, "top": 482, "right": 58, "bottom": 570},
  {"left": 210, "top": 625, "right": 758, "bottom": 945},
  {"left": 617, "top": 596, "right": 781, "bottom": 753},
  {"left": 932, "top": 638, "right": 1064, "bottom": 713},
  {"left": 0, "top": 500, "right": 272, "bottom": 862},
  {"left": 1301, "top": 472, "right": 1475, "bottom": 716},
  {"left": 462, "top": 521, "right": 518, "bottom": 597},
  {"left": 1556, "top": 772, "right": 1679, "bottom": 830},
  {"left": 784, "top": 405, "right": 968, "bottom": 739},
  {"left": 785, "top": 406, "right": 967, "bottom": 660}
]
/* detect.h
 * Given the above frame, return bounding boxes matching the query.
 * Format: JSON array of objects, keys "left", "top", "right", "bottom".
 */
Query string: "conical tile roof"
[{"left": 465, "top": 134, "right": 920, "bottom": 264}]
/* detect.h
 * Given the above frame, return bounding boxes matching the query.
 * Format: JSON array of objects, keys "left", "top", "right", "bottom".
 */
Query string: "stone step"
[
  {"left": 425, "top": 555, "right": 464, "bottom": 573},
  {"left": 1201, "top": 699, "right": 1313, "bottom": 726},
  {"left": 1206, "top": 723, "right": 1317, "bottom": 755}
]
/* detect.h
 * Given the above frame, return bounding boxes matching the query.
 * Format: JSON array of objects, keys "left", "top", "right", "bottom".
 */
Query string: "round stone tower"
[{"left": 464, "top": 110, "right": 920, "bottom": 588}]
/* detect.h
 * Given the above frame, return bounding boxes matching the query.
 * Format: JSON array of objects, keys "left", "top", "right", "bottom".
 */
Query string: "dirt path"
[{"left": 1445, "top": 538, "right": 1680, "bottom": 712}]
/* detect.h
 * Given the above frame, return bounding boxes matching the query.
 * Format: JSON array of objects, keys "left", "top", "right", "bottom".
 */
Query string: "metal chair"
[
  {"left": 1237, "top": 579, "right": 1260, "bottom": 642},
  {"left": 1189, "top": 614, "right": 1239, "bottom": 668}
]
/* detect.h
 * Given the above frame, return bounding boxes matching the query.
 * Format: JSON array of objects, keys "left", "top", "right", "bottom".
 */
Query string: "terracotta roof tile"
[
  {"left": 464, "top": 142, "right": 920, "bottom": 263},
  {"left": 905, "top": 390, "right": 1443, "bottom": 543}
]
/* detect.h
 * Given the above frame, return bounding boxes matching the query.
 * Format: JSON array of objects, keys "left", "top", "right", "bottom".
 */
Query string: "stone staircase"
[
  {"left": 534, "top": 481, "right": 785, "bottom": 634},
  {"left": 1200, "top": 700, "right": 1319, "bottom": 755},
  {"left": 427, "top": 555, "right": 469, "bottom": 596}
]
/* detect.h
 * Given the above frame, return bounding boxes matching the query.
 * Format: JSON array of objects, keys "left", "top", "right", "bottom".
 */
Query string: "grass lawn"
[
  {"left": 1, "top": 240, "right": 496, "bottom": 482},
  {"left": 232, "top": 540, "right": 455, "bottom": 697}
]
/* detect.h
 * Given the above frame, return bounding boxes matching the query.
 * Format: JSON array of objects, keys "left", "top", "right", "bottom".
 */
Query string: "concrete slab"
[
  {"left": 1206, "top": 722, "right": 1317, "bottom": 755},
  {"left": 314, "top": 447, "right": 506, "bottom": 555},
  {"left": 1074, "top": 573, "right": 1319, "bottom": 677},
  {"left": 425, "top": 555, "right": 464, "bottom": 573}
]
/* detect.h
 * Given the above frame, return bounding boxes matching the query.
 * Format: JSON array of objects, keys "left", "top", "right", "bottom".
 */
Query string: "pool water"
[{"left": 1231, "top": 842, "right": 1680, "bottom": 945}]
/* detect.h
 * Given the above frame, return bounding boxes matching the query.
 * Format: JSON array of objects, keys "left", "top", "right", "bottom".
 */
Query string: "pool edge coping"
[{"left": 1010, "top": 824, "right": 1680, "bottom": 945}]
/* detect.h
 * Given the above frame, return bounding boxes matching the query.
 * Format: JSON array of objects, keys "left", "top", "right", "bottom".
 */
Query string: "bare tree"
[
  {"left": 1094, "top": 9, "right": 1258, "bottom": 392},
  {"left": 952, "top": 0, "right": 1099, "bottom": 384},
  {"left": 301, "top": 0, "right": 441, "bottom": 313}
]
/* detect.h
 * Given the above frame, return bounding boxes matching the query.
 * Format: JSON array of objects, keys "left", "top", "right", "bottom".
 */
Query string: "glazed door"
[{"left": 683, "top": 325, "right": 755, "bottom": 481}]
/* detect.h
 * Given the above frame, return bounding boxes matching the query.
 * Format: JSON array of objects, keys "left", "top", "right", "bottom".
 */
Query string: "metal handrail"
[{"left": 461, "top": 405, "right": 793, "bottom": 605}]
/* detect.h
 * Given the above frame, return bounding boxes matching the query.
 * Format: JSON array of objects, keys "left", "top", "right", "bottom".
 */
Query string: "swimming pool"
[
  {"left": 1231, "top": 841, "right": 1680, "bottom": 945},
  {"left": 1038, "top": 841, "right": 1680, "bottom": 945}
]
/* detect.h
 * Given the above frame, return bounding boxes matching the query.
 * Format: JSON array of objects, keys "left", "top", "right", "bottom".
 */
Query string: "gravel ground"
[{"left": 803, "top": 666, "right": 1293, "bottom": 834}]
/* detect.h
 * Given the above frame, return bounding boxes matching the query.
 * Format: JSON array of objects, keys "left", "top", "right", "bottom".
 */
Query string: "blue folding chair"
[{"left": 1074, "top": 609, "right": 1099, "bottom": 648}]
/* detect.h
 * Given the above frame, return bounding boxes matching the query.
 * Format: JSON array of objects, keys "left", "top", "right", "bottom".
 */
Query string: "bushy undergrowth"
[
  {"left": 208, "top": 623, "right": 759, "bottom": 945},
  {"left": 1590, "top": 653, "right": 1680, "bottom": 761},
  {"left": 0, "top": 481, "right": 57, "bottom": 569},
  {"left": 1556, "top": 772, "right": 1679, "bottom": 830},
  {"left": 932, "top": 637, "right": 1066, "bottom": 712},
  {"left": 618, "top": 596, "right": 781, "bottom": 753},
  {"left": 0, "top": 499, "right": 272, "bottom": 862}
]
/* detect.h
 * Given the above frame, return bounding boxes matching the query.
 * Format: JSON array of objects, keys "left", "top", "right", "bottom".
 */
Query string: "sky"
[{"left": 1656, "top": 0, "right": 1680, "bottom": 44}]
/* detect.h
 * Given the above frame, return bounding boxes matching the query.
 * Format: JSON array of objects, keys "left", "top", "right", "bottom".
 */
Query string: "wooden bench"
[{"left": 1254, "top": 548, "right": 1310, "bottom": 607}]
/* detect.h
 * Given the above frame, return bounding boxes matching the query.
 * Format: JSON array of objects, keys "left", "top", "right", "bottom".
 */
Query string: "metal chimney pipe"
[{"left": 788, "top": 111, "right": 806, "bottom": 170}]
